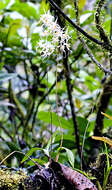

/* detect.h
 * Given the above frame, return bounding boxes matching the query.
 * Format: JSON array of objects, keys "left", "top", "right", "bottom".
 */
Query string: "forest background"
[{"left": 0, "top": 0, "right": 112, "bottom": 181}]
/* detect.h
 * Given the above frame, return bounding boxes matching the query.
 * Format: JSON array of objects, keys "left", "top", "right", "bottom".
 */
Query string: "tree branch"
[
  {"left": 74, "top": 0, "right": 112, "bottom": 75},
  {"left": 94, "top": 75, "right": 112, "bottom": 136},
  {"left": 48, "top": 0, "right": 103, "bottom": 46},
  {"left": 95, "top": 0, "right": 111, "bottom": 46}
]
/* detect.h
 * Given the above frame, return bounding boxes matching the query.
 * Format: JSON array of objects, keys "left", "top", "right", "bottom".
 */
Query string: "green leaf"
[
  {"left": 6, "top": 141, "right": 20, "bottom": 152},
  {"left": 31, "top": 33, "right": 40, "bottom": 49},
  {"left": 103, "top": 17, "right": 111, "bottom": 33},
  {"left": 77, "top": 117, "right": 88, "bottom": 134},
  {"left": 0, "top": 26, "right": 8, "bottom": 43},
  {"left": 0, "top": 62, "right": 4, "bottom": 71},
  {"left": 69, "top": 116, "right": 88, "bottom": 134},
  {"left": 78, "top": 0, "right": 87, "bottom": 10},
  {"left": 38, "top": 111, "right": 73, "bottom": 130},
  {"left": 0, "top": 0, "right": 10, "bottom": 10},
  {"left": 40, "top": 0, "right": 49, "bottom": 14},
  {"left": 45, "top": 130, "right": 59, "bottom": 152},
  {"left": 21, "top": 147, "right": 42, "bottom": 163},
  {"left": 0, "top": 73, "right": 17, "bottom": 82},
  {"left": 26, "top": 158, "right": 46, "bottom": 166},
  {"left": 104, "top": 118, "right": 112, "bottom": 128},
  {"left": 74, "top": 86, "right": 85, "bottom": 94},
  {"left": 0, "top": 25, "right": 22, "bottom": 47},
  {"left": 10, "top": 2, "right": 38, "bottom": 19},
  {"left": 55, "top": 134, "right": 76, "bottom": 149},
  {"left": 64, "top": 147, "right": 75, "bottom": 168},
  {"left": 7, "top": 20, "right": 22, "bottom": 46},
  {"left": 8, "top": 19, "right": 22, "bottom": 36},
  {"left": 58, "top": 147, "right": 75, "bottom": 168},
  {"left": 80, "top": 12, "right": 93, "bottom": 24},
  {"left": 85, "top": 75, "right": 100, "bottom": 91}
]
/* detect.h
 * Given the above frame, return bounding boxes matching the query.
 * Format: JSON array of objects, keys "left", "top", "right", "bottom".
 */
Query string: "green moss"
[{"left": 0, "top": 168, "right": 27, "bottom": 190}]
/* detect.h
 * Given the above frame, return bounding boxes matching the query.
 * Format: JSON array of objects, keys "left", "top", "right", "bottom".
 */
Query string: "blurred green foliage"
[{"left": 0, "top": 0, "right": 112, "bottom": 171}]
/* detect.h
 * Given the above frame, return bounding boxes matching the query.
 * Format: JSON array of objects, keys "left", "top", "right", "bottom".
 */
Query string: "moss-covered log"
[
  {"left": 0, "top": 168, "right": 27, "bottom": 190},
  {"left": 0, "top": 166, "right": 75, "bottom": 190},
  {"left": 0, "top": 160, "right": 97, "bottom": 190}
]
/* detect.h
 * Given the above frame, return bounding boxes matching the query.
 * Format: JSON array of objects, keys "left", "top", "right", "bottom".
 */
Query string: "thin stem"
[
  {"left": 46, "top": 71, "right": 53, "bottom": 153},
  {"left": 55, "top": 63, "right": 63, "bottom": 162},
  {"left": 63, "top": 49, "right": 81, "bottom": 159}
]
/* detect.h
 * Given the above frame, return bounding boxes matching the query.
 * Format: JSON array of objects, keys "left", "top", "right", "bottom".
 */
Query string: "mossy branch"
[
  {"left": 74, "top": 0, "right": 112, "bottom": 75},
  {"left": 95, "top": 0, "right": 111, "bottom": 47},
  {"left": 48, "top": 0, "right": 103, "bottom": 46}
]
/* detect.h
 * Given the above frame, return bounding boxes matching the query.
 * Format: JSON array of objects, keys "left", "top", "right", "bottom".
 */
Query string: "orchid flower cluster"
[{"left": 37, "top": 11, "right": 70, "bottom": 58}]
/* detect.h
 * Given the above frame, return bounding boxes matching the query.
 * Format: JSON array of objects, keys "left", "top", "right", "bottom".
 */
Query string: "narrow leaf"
[
  {"left": 21, "top": 147, "right": 42, "bottom": 163},
  {"left": 64, "top": 147, "right": 75, "bottom": 168},
  {"left": 46, "top": 130, "right": 59, "bottom": 151},
  {"left": 92, "top": 136, "right": 112, "bottom": 146},
  {"left": 57, "top": 147, "right": 75, "bottom": 168},
  {"left": 101, "top": 112, "right": 112, "bottom": 120}
]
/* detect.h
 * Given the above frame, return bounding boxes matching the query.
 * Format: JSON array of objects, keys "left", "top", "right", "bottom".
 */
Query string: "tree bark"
[{"left": 0, "top": 160, "right": 97, "bottom": 190}]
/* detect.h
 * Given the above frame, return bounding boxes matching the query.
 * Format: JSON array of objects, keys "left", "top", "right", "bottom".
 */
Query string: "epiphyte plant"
[{"left": 37, "top": 11, "right": 70, "bottom": 58}]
